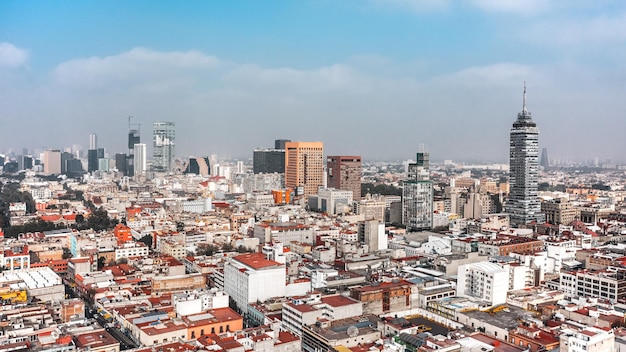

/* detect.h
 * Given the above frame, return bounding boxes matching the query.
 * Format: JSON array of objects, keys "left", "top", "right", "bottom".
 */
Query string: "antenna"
[{"left": 522, "top": 81, "right": 527, "bottom": 114}]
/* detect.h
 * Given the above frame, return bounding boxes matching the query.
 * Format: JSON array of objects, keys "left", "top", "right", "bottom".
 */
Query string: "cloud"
[
  {"left": 52, "top": 47, "right": 221, "bottom": 88},
  {"left": 1, "top": 47, "right": 625, "bottom": 163},
  {"left": 466, "top": 0, "right": 549, "bottom": 15},
  {"left": 523, "top": 12, "right": 626, "bottom": 47},
  {"left": 0, "top": 43, "right": 29, "bottom": 68}
]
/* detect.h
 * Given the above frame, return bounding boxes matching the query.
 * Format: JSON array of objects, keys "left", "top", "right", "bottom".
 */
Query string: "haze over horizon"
[{"left": 1, "top": 1, "right": 625, "bottom": 163}]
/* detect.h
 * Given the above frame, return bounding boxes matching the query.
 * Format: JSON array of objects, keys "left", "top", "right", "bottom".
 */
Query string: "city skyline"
[{"left": 1, "top": 2, "right": 626, "bottom": 162}]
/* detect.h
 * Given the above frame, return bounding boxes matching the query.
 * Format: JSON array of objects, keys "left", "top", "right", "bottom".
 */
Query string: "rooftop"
[{"left": 234, "top": 252, "right": 283, "bottom": 270}]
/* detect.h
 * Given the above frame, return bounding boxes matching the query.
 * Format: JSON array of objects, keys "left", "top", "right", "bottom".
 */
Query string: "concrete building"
[
  {"left": 301, "top": 314, "right": 381, "bottom": 352},
  {"left": 284, "top": 141, "right": 324, "bottom": 198},
  {"left": 559, "top": 326, "right": 614, "bottom": 352},
  {"left": 457, "top": 261, "right": 509, "bottom": 306},
  {"left": 353, "top": 194, "right": 386, "bottom": 222},
  {"left": 253, "top": 222, "right": 315, "bottom": 245},
  {"left": 542, "top": 198, "right": 579, "bottom": 225},
  {"left": 326, "top": 155, "right": 362, "bottom": 201},
  {"left": 224, "top": 253, "right": 286, "bottom": 314},
  {"left": 282, "top": 294, "right": 363, "bottom": 337},
  {"left": 350, "top": 280, "right": 412, "bottom": 315},
  {"left": 42, "top": 150, "right": 62, "bottom": 175},
  {"left": 402, "top": 151, "right": 433, "bottom": 231},
  {"left": 0, "top": 267, "right": 64, "bottom": 302},
  {"left": 309, "top": 188, "right": 353, "bottom": 215},
  {"left": 133, "top": 143, "right": 147, "bottom": 176},
  {"left": 358, "top": 219, "right": 387, "bottom": 251},
  {"left": 153, "top": 121, "right": 175, "bottom": 172},
  {"left": 507, "top": 84, "right": 545, "bottom": 226}
]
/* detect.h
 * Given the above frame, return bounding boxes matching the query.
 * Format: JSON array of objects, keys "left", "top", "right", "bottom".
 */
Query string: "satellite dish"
[{"left": 347, "top": 326, "right": 359, "bottom": 337}]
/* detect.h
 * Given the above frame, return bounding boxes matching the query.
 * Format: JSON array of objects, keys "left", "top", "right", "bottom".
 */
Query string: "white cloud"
[
  {"left": 524, "top": 12, "right": 626, "bottom": 47},
  {"left": 434, "top": 63, "right": 535, "bottom": 87},
  {"left": 466, "top": 0, "right": 549, "bottom": 15},
  {"left": 0, "top": 43, "right": 29, "bottom": 68},
  {"left": 52, "top": 47, "right": 221, "bottom": 88},
  {"left": 1, "top": 47, "right": 625, "bottom": 162}
]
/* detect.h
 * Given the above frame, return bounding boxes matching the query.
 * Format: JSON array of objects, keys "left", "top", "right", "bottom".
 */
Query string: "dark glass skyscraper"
[{"left": 507, "top": 84, "right": 545, "bottom": 227}]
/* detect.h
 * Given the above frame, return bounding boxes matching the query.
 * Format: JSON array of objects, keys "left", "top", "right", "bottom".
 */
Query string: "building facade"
[
  {"left": 133, "top": 143, "right": 147, "bottom": 176},
  {"left": 457, "top": 261, "right": 509, "bottom": 306},
  {"left": 223, "top": 253, "right": 286, "bottom": 314},
  {"left": 284, "top": 141, "right": 324, "bottom": 198},
  {"left": 327, "top": 155, "right": 362, "bottom": 201},
  {"left": 402, "top": 152, "right": 433, "bottom": 231},
  {"left": 253, "top": 149, "right": 286, "bottom": 174},
  {"left": 507, "top": 85, "right": 545, "bottom": 227},
  {"left": 153, "top": 121, "right": 175, "bottom": 172}
]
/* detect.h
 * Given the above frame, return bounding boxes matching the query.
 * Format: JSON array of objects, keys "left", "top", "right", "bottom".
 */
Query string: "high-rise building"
[
  {"left": 327, "top": 155, "right": 362, "bottom": 201},
  {"left": 253, "top": 149, "right": 286, "bottom": 174},
  {"left": 89, "top": 133, "right": 97, "bottom": 150},
  {"left": 42, "top": 150, "right": 62, "bottom": 175},
  {"left": 284, "top": 141, "right": 324, "bottom": 197},
  {"left": 134, "top": 143, "right": 147, "bottom": 176},
  {"left": 115, "top": 153, "right": 128, "bottom": 175},
  {"left": 253, "top": 139, "right": 289, "bottom": 174},
  {"left": 274, "top": 139, "right": 290, "bottom": 149},
  {"left": 540, "top": 147, "right": 549, "bottom": 168},
  {"left": 22, "top": 155, "right": 33, "bottom": 170},
  {"left": 507, "top": 84, "right": 545, "bottom": 227},
  {"left": 402, "top": 151, "right": 433, "bottom": 231},
  {"left": 184, "top": 156, "right": 211, "bottom": 176},
  {"left": 127, "top": 128, "right": 140, "bottom": 177},
  {"left": 87, "top": 149, "right": 98, "bottom": 172},
  {"left": 60, "top": 152, "right": 72, "bottom": 174},
  {"left": 152, "top": 121, "right": 175, "bottom": 172}
]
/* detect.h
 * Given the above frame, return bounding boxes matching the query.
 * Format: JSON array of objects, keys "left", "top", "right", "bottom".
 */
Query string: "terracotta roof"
[{"left": 234, "top": 253, "right": 282, "bottom": 270}]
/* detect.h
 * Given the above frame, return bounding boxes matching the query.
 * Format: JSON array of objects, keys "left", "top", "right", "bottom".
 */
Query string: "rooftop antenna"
[{"left": 522, "top": 81, "right": 528, "bottom": 114}]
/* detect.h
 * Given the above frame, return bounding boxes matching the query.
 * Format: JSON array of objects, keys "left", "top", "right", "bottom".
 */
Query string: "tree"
[{"left": 361, "top": 183, "right": 402, "bottom": 197}]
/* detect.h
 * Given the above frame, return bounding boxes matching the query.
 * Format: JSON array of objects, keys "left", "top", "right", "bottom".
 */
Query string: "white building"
[
  {"left": 172, "top": 289, "right": 229, "bottom": 317},
  {"left": 358, "top": 220, "right": 387, "bottom": 251},
  {"left": 282, "top": 294, "right": 363, "bottom": 337},
  {"left": 457, "top": 261, "right": 508, "bottom": 306},
  {"left": 115, "top": 242, "right": 149, "bottom": 261},
  {"left": 559, "top": 326, "right": 614, "bottom": 352},
  {"left": 224, "top": 253, "right": 286, "bottom": 314},
  {"left": 310, "top": 188, "right": 353, "bottom": 216},
  {"left": 133, "top": 143, "right": 147, "bottom": 176}
]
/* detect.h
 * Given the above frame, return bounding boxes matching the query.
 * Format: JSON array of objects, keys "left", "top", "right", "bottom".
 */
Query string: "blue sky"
[{"left": 1, "top": 0, "right": 626, "bottom": 162}]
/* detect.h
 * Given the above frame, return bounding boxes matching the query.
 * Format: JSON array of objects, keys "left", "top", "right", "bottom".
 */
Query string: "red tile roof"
[{"left": 234, "top": 253, "right": 282, "bottom": 270}]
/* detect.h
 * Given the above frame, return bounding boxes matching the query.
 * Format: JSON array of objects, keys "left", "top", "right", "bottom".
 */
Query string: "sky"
[{"left": 1, "top": 0, "right": 626, "bottom": 163}]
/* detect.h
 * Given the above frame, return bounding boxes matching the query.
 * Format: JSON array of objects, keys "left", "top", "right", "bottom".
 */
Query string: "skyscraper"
[
  {"left": 327, "top": 155, "right": 362, "bottom": 200},
  {"left": 89, "top": 133, "right": 97, "bottom": 150},
  {"left": 127, "top": 127, "right": 141, "bottom": 177},
  {"left": 253, "top": 139, "right": 289, "bottom": 174},
  {"left": 134, "top": 143, "right": 147, "bottom": 176},
  {"left": 507, "top": 84, "right": 545, "bottom": 227},
  {"left": 284, "top": 141, "right": 324, "bottom": 197},
  {"left": 540, "top": 148, "right": 549, "bottom": 169},
  {"left": 152, "top": 121, "right": 175, "bottom": 172},
  {"left": 402, "top": 151, "right": 433, "bottom": 231},
  {"left": 184, "top": 156, "right": 211, "bottom": 176},
  {"left": 43, "top": 150, "right": 62, "bottom": 175}
]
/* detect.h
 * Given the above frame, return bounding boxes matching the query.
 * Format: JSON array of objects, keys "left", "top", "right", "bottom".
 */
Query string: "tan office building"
[{"left": 285, "top": 141, "right": 324, "bottom": 197}]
